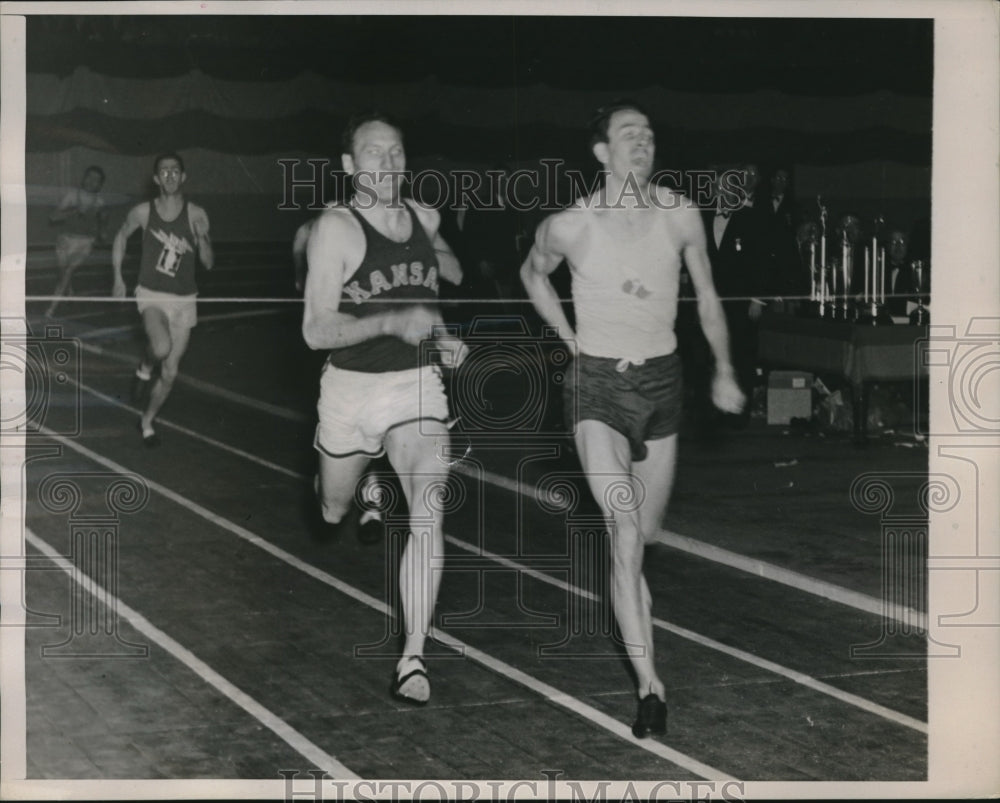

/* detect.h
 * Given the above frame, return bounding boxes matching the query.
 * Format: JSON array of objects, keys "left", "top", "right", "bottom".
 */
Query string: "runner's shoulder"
[
  {"left": 651, "top": 184, "right": 691, "bottom": 213},
  {"left": 315, "top": 203, "right": 360, "bottom": 232},
  {"left": 655, "top": 187, "right": 703, "bottom": 232},
  {"left": 125, "top": 201, "right": 151, "bottom": 228},
  {"left": 539, "top": 204, "right": 588, "bottom": 249},
  {"left": 313, "top": 203, "right": 366, "bottom": 254}
]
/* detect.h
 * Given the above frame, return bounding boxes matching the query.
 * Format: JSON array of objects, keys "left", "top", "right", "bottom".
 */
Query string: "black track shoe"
[{"left": 631, "top": 693, "right": 667, "bottom": 738}]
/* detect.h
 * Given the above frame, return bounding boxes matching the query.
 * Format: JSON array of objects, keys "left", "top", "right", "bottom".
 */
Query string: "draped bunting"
[
  {"left": 26, "top": 15, "right": 933, "bottom": 96},
  {"left": 27, "top": 69, "right": 930, "bottom": 135},
  {"left": 25, "top": 110, "right": 932, "bottom": 167},
  {"left": 23, "top": 15, "right": 932, "bottom": 243}
]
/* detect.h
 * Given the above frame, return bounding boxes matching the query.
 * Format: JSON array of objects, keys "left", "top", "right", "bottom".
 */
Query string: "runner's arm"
[
  {"left": 411, "top": 201, "right": 462, "bottom": 285},
  {"left": 680, "top": 204, "right": 745, "bottom": 412},
  {"left": 291, "top": 220, "right": 313, "bottom": 293},
  {"left": 111, "top": 203, "right": 148, "bottom": 297},
  {"left": 433, "top": 231, "right": 462, "bottom": 285},
  {"left": 190, "top": 204, "right": 214, "bottom": 271},
  {"left": 302, "top": 211, "right": 443, "bottom": 351},
  {"left": 520, "top": 214, "right": 577, "bottom": 351}
]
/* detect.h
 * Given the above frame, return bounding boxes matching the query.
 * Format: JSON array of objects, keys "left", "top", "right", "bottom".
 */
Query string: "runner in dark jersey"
[
  {"left": 111, "top": 152, "right": 214, "bottom": 446},
  {"left": 45, "top": 165, "right": 107, "bottom": 317},
  {"left": 303, "top": 113, "right": 463, "bottom": 705}
]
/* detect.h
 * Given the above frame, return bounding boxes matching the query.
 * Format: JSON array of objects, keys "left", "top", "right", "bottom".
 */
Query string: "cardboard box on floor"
[{"left": 767, "top": 370, "right": 813, "bottom": 425}]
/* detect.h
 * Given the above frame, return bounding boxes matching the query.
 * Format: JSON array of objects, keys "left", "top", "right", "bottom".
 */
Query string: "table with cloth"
[{"left": 757, "top": 314, "right": 929, "bottom": 441}]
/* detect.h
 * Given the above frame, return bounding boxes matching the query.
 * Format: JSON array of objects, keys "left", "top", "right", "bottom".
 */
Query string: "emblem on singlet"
[
  {"left": 622, "top": 278, "right": 652, "bottom": 299},
  {"left": 150, "top": 228, "right": 193, "bottom": 277}
]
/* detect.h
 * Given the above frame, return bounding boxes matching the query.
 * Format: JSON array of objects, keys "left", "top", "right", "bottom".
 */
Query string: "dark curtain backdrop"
[{"left": 24, "top": 15, "right": 933, "bottom": 244}]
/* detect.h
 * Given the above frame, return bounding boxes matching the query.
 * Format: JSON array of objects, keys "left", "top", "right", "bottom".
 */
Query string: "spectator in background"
[
  {"left": 884, "top": 229, "right": 929, "bottom": 316},
  {"left": 46, "top": 165, "right": 108, "bottom": 317},
  {"left": 740, "top": 162, "right": 762, "bottom": 211},
  {"left": 758, "top": 164, "right": 801, "bottom": 308},
  {"left": 763, "top": 165, "right": 796, "bottom": 232}
]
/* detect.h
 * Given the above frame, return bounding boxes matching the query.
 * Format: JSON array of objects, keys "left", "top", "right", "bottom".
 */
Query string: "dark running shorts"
[{"left": 564, "top": 352, "right": 683, "bottom": 462}]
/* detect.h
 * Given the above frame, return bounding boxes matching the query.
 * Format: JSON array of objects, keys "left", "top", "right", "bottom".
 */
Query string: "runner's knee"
[
  {"left": 159, "top": 360, "right": 180, "bottom": 385},
  {"left": 400, "top": 471, "right": 449, "bottom": 519}
]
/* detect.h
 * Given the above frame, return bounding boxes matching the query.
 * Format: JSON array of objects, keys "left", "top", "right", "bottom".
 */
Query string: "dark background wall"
[{"left": 24, "top": 15, "right": 933, "bottom": 245}]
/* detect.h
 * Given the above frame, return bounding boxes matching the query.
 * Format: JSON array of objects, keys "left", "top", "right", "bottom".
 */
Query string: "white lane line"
[
  {"left": 30, "top": 307, "right": 115, "bottom": 322},
  {"left": 450, "top": 465, "right": 928, "bottom": 630},
  {"left": 26, "top": 259, "right": 283, "bottom": 278},
  {"left": 24, "top": 527, "right": 359, "bottom": 780},
  {"left": 73, "top": 378, "right": 302, "bottom": 480},
  {"left": 36, "top": 427, "right": 733, "bottom": 780},
  {"left": 68, "top": 378, "right": 927, "bottom": 735},
  {"left": 648, "top": 529, "right": 927, "bottom": 631},
  {"left": 75, "top": 339, "right": 926, "bottom": 626},
  {"left": 76, "top": 341, "right": 308, "bottom": 423},
  {"left": 652, "top": 618, "right": 927, "bottom": 734},
  {"left": 76, "top": 307, "right": 290, "bottom": 341},
  {"left": 443, "top": 536, "right": 927, "bottom": 735},
  {"left": 29, "top": 296, "right": 303, "bottom": 305}
]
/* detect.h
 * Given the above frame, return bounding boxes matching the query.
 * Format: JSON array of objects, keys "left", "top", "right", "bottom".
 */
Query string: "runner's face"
[
  {"left": 772, "top": 169, "right": 789, "bottom": 196},
  {"left": 82, "top": 170, "right": 104, "bottom": 193},
  {"left": 889, "top": 232, "right": 908, "bottom": 263},
  {"left": 600, "top": 109, "right": 655, "bottom": 182},
  {"left": 345, "top": 121, "right": 406, "bottom": 201},
  {"left": 153, "top": 159, "right": 185, "bottom": 194}
]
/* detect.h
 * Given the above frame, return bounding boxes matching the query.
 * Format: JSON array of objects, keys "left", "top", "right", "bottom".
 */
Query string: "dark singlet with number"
[
  {"left": 327, "top": 203, "right": 440, "bottom": 373},
  {"left": 137, "top": 200, "right": 198, "bottom": 296}
]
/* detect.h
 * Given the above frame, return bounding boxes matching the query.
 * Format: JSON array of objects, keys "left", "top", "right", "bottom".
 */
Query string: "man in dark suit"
[
  {"left": 757, "top": 165, "right": 803, "bottom": 308},
  {"left": 884, "top": 229, "right": 929, "bottom": 316},
  {"left": 763, "top": 166, "right": 796, "bottom": 231}
]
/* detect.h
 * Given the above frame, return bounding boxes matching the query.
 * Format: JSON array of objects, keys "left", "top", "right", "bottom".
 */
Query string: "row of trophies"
[{"left": 803, "top": 199, "right": 928, "bottom": 326}]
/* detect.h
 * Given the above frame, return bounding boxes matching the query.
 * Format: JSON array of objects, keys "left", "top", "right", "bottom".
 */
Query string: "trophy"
[
  {"left": 809, "top": 197, "right": 829, "bottom": 318},
  {"left": 831, "top": 215, "right": 860, "bottom": 322},
  {"left": 908, "top": 260, "right": 929, "bottom": 325},
  {"left": 857, "top": 215, "right": 893, "bottom": 325}
]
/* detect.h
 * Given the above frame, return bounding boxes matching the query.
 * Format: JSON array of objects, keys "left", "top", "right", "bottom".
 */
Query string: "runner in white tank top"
[{"left": 521, "top": 102, "right": 745, "bottom": 737}]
